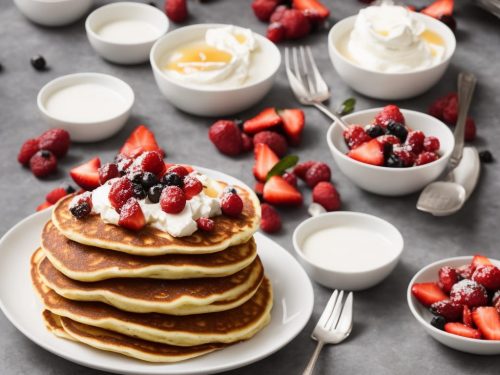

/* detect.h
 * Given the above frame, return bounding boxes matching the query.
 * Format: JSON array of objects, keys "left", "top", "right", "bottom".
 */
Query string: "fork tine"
[
  {"left": 285, "top": 47, "right": 308, "bottom": 101},
  {"left": 292, "top": 47, "right": 306, "bottom": 92},
  {"left": 335, "top": 292, "right": 353, "bottom": 333},
  {"left": 306, "top": 46, "right": 329, "bottom": 95},
  {"left": 315, "top": 290, "right": 338, "bottom": 329},
  {"left": 325, "top": 290, "right": 344, "bottom": 331},
  {"left": 299, "top": 46, "right": 315, "bottom": 95}
]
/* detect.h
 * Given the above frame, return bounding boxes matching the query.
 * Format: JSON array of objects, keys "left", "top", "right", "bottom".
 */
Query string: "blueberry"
[
  {"left": 148, "top": 184, "right": 163, "bottom": 203},
  {"left": 65, "top": 185, "right": 76, "bottom": 194},
  {"left": 387, "top": 121, "right": 408, "bottom": 142},
  {"left": 128, "top": 171, "right": 144, "bottom": 184},
  {"left": 30, "top": 55, "right": 46, "bottom": 71},
  {"left": 141, "top": 172, "right": 158, "bottom": 189},
  {"left": 385, "top": 154, "right": 405, "bottom": 168},
  {"left": 430, "top": 316, "right": 446, "bottom": 330},
  {"left": 383, "top": 143, "right": 393, "bottom": 158},
  {"left": 70, "top": 202, "right": 91, "bottom": 219},
  {"left": 224, "top": 186, "right": 237, "bottom": 195},
  {"left": 479, "top": 150, "right": 493, "bottom": 163},
  {"left": 162, "top": 172, "right": 184, "bottom": 188},
  {"left": 366, "top": 125, "right": 385, "bottom": 138},
  {"left": 132, "top": 183, "right": 146, "bottom": 199}
]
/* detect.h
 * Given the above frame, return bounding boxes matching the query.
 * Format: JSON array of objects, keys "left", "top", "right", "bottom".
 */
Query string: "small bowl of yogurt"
[
  {"left": 86, "top": 2, "right": 169, "bottom": 65},
  {"left": 150, "top": 24, "right": 281, "bottom": 116},
  {"left": 293, "top": 212, "right": 403, "bottom": 291},
  {"left": 13, "top": 0, "right": 92, "bottom": 27},
  {"left": 37, "top": 73, "right": 134, "bottom": 142},
  {"left": 328, "top": 3, "right": 456, "bottom": 99}
]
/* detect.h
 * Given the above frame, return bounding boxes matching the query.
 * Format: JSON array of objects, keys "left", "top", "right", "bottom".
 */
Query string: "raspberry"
[
  {"left": 17, "top": 138, "right": 39, "bottom": 165},
  {"left": 69, "top": 192, "right": 92, "bottom": 219},
  {"left": 260, "top": 203, "right": 281, "bottom": 233},
  {"left": 304, "top": 162, "right": 331, "bottom": 188},
  {"left": 166, "top": 165, "right": 189, "bottom": 178},
  {"left": 282, "top": 172, "right": 297, "bottom": 187},
  {"left": 140, "top": 151, "right": 164, "bottom": 175},
  {"left": 438, "top": 266, "right": 460, "bottom": 294},
  {"left": 29, "top": 150, "right": 57, "bottom": 178},
  {"left": 118, "top": 198, "right": 146, "bottom": 231},
  {"left": 38, "top": 128, "right": 70, "bottom": 158},
  {"left": 267, "top": 22, "right": 286, "bottom": 43},
  {"left": 424, "top": 136, "right": 440, "bottom": 152},
  {"left": 405, "top": 131, "right": 425, "bottom": 154},
  {"left": 374, "top": 105, "right": 405, "bottom": 127},
  {"left": 442, "top": 95, "right": 458, "bottom": 124},
  {"left": 312, "top": 181, "right": 341, "bottom": 211},
  {"left": 252, "top": 0, "right": 280, "bottom": 22},
  {"left": 471, "top": 265, "right": 500, "bottom": 290},
  {"left": 465, "top": 117, "right": 476, "bottom": 141},
  {"left": 98, "top": 163, "right": 120, "bottom": 185},
  {"left": 343, "top": 125, "right": 370, "bottom": 149},
  {"left": 46, "top": 187, "right": 68, "bottom": 204},
  {"left": 253, "top": 131, "right": 288, "bottom": 157},
  {"left": 392, "top": 147, "right": 415, "bottom": 167},
  {"left": 196, "top": 217, "right": 215, "bottom": 232},
  {"left": 208, "top": 120, "right": 243, "bottom": 156},
  {"left": 457, "top": 264, "right": 474, "bottom": 280},
  {"left": 183, "top": 176, "right": 203, "bottom": 200},
  {"left": 115, "top": 154, "right": 133, "bottom": 174},
  {"left": 220, "top": 193, "right": 243, "bottom": 217},
  {"left": 450, "top": 279, "right": 488, "bottom": 307},
  {"left": 415, "top": 152, "right": 439, "bottom": 166},
  {"left": 376, "top": 134, "right": 401, "bottom": 147},
  {"left": 428, "top": 93, "right": 457, "bottom": 120},
  {"left": 280, "top": 9, "right": 311, "bottom": 40},
  {"left": 109, "top": 177, "right": 134, "bottom": 210},
  {"left": 293, "top": 160, "right": 317, "bottom": 180},
  {"left": 430, "top": 300, "right": 463, "bottom": 322},
  {"left": 270, "top": 5, "right": 287, "bottom": 22},
  {"left": 160, "top": 186, "right": 186, "bottom": 214},
  {"left": 241, "top": 133, "right": 254, "bottom": 152},
  {"left": 165, "top": 0, "right": 188, "bottom": 23}
]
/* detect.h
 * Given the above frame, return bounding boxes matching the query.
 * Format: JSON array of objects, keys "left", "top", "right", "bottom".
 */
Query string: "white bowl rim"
[
  {"left": 328, "top": 13, "right": 457, "bottom": 76},
  {"left": 149, "top": 23, "right": 282, "bottom": 93},
  {"left": 293, "top": 211, "right": 404, "bottom": 275},
  {"left": 407, "top": 255, "right": 500, "bottom": 345},
  {"left": 25, "top": 0, "right": 86, "bottom": 3},
  {"left": 85, "top": 2, "right": 169, "bottom": 47},
  {"left": 37, "top": 72, "right": 135, "bottom": 125},
  {"left": 326, "top": 107, "right": 455, "bottom": 172}
]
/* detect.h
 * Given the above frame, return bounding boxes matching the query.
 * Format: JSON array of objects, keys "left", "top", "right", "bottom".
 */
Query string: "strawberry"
[
  {"left": 260, "top": 203, "right": 281, "bottom": 233},
  {"left": 241, "top": 133, "right": 254, "bottom": 152},
  {"left": 442, "top": 94, "right": 458, "bottom": 124},
  {"left": 254, "top": 181, "right": 265, "bottom": 200},
  {"left": 374, "top": 105, "right": 405, "bottom": 127},
  {"left": 450, "top": 279, "right": 488, "bottom": 307},
  {"left": 347, "top": 138, "right": 384, "bottom": 166},
  {"left": 160, "top": 186, "right": 186, "bottom": 214},
  {"left": 109, "top": 177, "right": 134, "bottom": 211},
  {"left": 118, "top": 198, "right": 146, "bottom": 231},
  {"left": 70, "top": 157, "right": 101, "bottom": 191},
  {"left": 267, "top": 22, "right": 286, "bottom": 43},
  {"left": 282, "top": 172, "right": 297, "bottom": 187},
  {"left": 120, "top": 125, "right": 163, "bottom": 159},
  {"left": 471, "top": 254, "right": 493, "bottom": 269},
  {"left": 304, "top": 162, "right": 331, "bottom": 188},
  {"left": 140, "top": 151, "right": 164, "bottom": 176},
  {"left": 165, "top": 0, "right": 188, "bottom": 23},
  {"left": 292, "top": 0, "right": 330, "bottom": 22},
  {"left": 243, "top": 108, "right": 282, "bottom": 134},
  {"left": 465, "top": 117, "right": 476, "bottom": 141},
  {"left": 438, "top": 266, "right": 460, "bottom": 294},
  {"left": 263, "top": 176, "right": 302, "bottom": 206},
  {"left": 209, "top": 120, "right": 243, "bottom": 156},
  {"left": 421, "top": 0, "right": 454, "bottom": 19},
  {"left": 463, "top": 305, "right": 473, "bottom": 327},
  {"left": 196, "top": 217, "right": 215, "bottom": 232},
  {"left": 46, "top": 187, "right": 69, "bottom": 204},
  {"left": 164, "top": 163, "right": 194, "bottom": 175},
  {"left": 38, "top": 128, "right": 70, "bottom": 158},
  {"left": 279, "top": 108, "right": 305, "bottom": 146},
  {"left": 270, "top": 5, "right": 287, "bottom": 23},
  {"left": 411, "top": 283, "right": 447, "bottom": 307},
  {"left": 457, "top": 264, "right": 474, "bottom": 280},
  {"left": 36, "top": 201, "right": 52, "bottom": 211},
  {"left": 252, "top": 0, "right": 280, "bottom": 22},
  {"left": 423, "top": 136, "right": 440, "bottom": 152},
  {"left": 415, "top": 152, "right": 439, "bottom": 166},
  {"left": 472, "top": 265, "right": 500, "bottom": 290},
  {"left": 472, "top": 307, "right": 500, "bottom": 340},
  {"left": 220, "top": 193, "right": 244, "bottom": 217},
  {"left": 253, "top": 131, "right": 288, "bottom": 157},
  {"left": 18, "top": 138, "right": 39, "bottom": 165},
  {"left": 293, "top": 160, "right": 316, "bottom": 180},
  {"left": 280, "top": 9, "right": 311, "bottom": 40},
  {"left": 98, "top": 163, "right": 120, "bottom": 185},
  {"left": 343, "top": 125, "right": 371, "bottom": 149},
  {"left": 253, "top": 143, "right": 279, "bottom": 182},
  {"left": 493, "top": 291, "right": 500, "bottom": 314},
  {"left": 312, "top": 181, "right": 341, "bottom": 211},
  {"left": 29, "top": 150, "right": 57, "bottom": 178},
  {"left": 444, "top": 322, "right": 481, "bottom": 339},
  {"left": 183, "top": 176, "right": 203, "bottom": 200},
  {"left": 430, "top": 300, "right": 463, "bottom": 322},
  {"left": 428, "top": 92, "right": 457, "bottom": 120}
]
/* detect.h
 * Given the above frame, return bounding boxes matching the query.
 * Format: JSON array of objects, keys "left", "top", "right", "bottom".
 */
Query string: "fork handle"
[
  {"left": 313, "top": 103, "right": 349, "bottom": 131},
  {"left": 302, "top": 340, "right": 325, "bottom": 375}
]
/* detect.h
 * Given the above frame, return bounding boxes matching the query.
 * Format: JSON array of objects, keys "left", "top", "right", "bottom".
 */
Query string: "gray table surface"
[{"left": 1, "top": 0, "right": 499, "bottom": 374}]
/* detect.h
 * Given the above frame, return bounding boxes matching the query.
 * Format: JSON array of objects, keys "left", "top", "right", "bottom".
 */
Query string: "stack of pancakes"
[{"left": 30, "top": 184, "right": 272, "bottom": 363}]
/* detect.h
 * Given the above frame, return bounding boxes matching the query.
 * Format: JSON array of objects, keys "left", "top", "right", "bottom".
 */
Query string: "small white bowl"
[
  {"left": 150, "top": 23, "right": 281, "bottom": 117},
  {"left": 407, "top": 256, "right": 500, "bottom": 355},
  {"left": 14, "top": 0, "right": 92, "bottom": 27},
  {"left": 328, "top": 13, "right": 456, "bottom": 100},
  {"left": 326, "top": 108, "right": 455, "bottom": 196},
  {"left": 37, "top": 73, "right": 134, "bottom": 142},
  {"left": 86, "top": 2, "right": 169, "bottom": 65},
  {"left": 293, "top": 212, "right": 403, "bottom": 291}
]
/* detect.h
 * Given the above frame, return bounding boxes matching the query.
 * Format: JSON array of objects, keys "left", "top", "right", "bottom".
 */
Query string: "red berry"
[
  {"left": 293, "top": 160, "right": 316, "bottom": 180},
  {"left": 260, "top": 203, "right": 281, "bottom": 233},
  {"left": 376, "top": 134, "right": 401, "bottom": 147},
  {"left": 140, "top": 151, "right": 164, "bottom": 176},
  {"left": 424, "top": 136, "right": 440, "bottom": 152},
  {"left": 183, "top": 176, "right": 203, "bottom": 200},
  {"left": 108, "top": 177, "right": 134, "bottom": 211},
  {"left": 438, "top": 266, "right": 460, "bottom": 294},
  {"left": 392, "top": 147, "right": 416, "bottom": 167},
  {"left": 312, "top": 181, "right": 341, "bottom": 211},
  {"left": 160, "top": 186, "right": 186, "bottom": 214},
  {"left": 165, "top": 0, "right": 188, "bottom": 23},
  {"left": 405, "top": 131, "right": 425, "bottom": 155},
  {"left": 457, "top": 264, "right": 474, "bottom": 280},
  {"left": 270, "top": 5, "right": 287, "bottom": 22},
  {"left": 282, "top": 172, "right": 297, "bottom": 188},
  {"left": 253, "top": 131, "right": 288, "bottom": 157},
  {"left": 493, "top": 291, "right": 500, "bottom": 314},
  {"left": 70, "top": 157, "right": 101, "bottom": 191},
  {"left": 36, "top": 201, "right": 52, "bottom": 212},
  {"left": 241, "top": 133, "right": 254, "bottom": 152},
  {"left": 304, "top": 162, "right": 331, "bottom": 188},
  {"left": 115, "top": 154, "right": 133, "bottom": 174},
  {"left": 38, "top": 128, "right": 70, "bottom": 158},
  {"left": 208, "top": 120, "right": 243, "bottom": 156},
  {"left": 119, "top": 125, "right": 163, "bottom": 159},
  {"left": 465, "top": 117, "right": 476, "bottom": 141},
  {"left": 280, "top": 9, "right": 311, "bottom": 40},
  {"left": 118, "top": 198, "right": 146, "bottom": 231},
  {"left": 98, "top": 163, "right": 120, "bottom": 185},
  {"left": 254, "top": 181, "right": 265, "bottom": 199},
  {"left": 428, "top": 93, "right": 457, "bottom": 120},
  {"left": 444, "top": 322, "right": 482, "bottom": 339},
  {"left": 471, "top": 265, "right": 500, "bottom": 290},
  {"left": 167, "top": 165, "right": 189, "bottom": 178},
  {"left": 415, "top": 151, "right": 439, "bottom": 166},
  {"left": 69, "top": 192, "right": 92, "bottom": 219},
  {"left": 46, "top": 187, "right": 68, "bottom": 204},
  {"left": 267, "top": 22, "right": 286, "bottom": 43},
  {"left": 196, "top": 217, "right": 215, "bottom": 232},
  {"left": 374, "top": 105, "right": 405, "bottom": 127},
  {"left": 450, "top": 279, "right": 489, "bottom": 308},
  {"left": 442, "top": 95, "right": 458, "bottom": 124},
  {"left": 18, "top": 138, "right": 39, "bottom": 165},
  {"left": 430, "top": 300, "right": 463, "bottom": 322},
  {"left": 343, "top": 125, "right": 370, "bottom": 149},
  {"left": 220, "top": 193, "right": 243, "bottom": 217},
  {"left": 463, "top": 305, "right": 473, "bottom": 327},
  {"left": 252, "top": 0, "right": 280, "bottom": 22},
  {"left": 29, "top": 150, "right": 57, "bottom": 178}
]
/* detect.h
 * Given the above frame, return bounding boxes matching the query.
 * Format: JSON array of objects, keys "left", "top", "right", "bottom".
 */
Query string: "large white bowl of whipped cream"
[
  {"left": 328, "top": 4, "right": 456, "bottom": 100},
  {"left": 150, "top": 24, "right": 281, "bottom": 116}
]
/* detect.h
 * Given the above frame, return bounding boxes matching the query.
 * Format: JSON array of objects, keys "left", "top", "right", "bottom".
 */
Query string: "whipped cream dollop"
[
  {"left": 87, "top": 172, "right": 222, "bottom": 238},
  {"left": 342, "top": 3, "right": 445, "bottom": 73}
]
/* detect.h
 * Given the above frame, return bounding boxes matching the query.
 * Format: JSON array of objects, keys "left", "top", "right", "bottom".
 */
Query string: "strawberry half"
[
  {"left": 118, "top": 198, "right": 146, "bottom": 231},
  {"left": 411, "top": 282, "right": 447, "bottom": 307},
  {"left": 292, "top": 0, "right": 330, "bottom": 21},
  {"left": 444, "top": 323, "right": 482, "bottom": 340},
  {"left": 347, "top": 138, "right": 384, "bottom": 166},
  {"left": 463, "top": 305, "right": 473, "bottom": 328},
  {"left": 471, "top": 254, "right": 493, "bottom": 270},
  {"left": 263, "top": 176, "right": 302, "bottom": 206},
  {"left": 253, "top": 143, "right": 279, "bottom": 182},
  {"left": 243, "top": 108, "right": 282, "bottom": 134},
  {"left": 70, "top": 157, "right": 101, "bottom": 191},
  {"left": 472, "top": 307, "right": 500, "bottom": 340},
  {"left": 163, "top": 163, "right": 194, "bottom": 175},
  {"left": 279, "top": 108, "right": 305, "bottom": 146},
  {"left": 421, "top": 0, "right": 454, "bottom": 19},
  {"left": 120, "top": 125, "right": 163, "bottom": 159}
]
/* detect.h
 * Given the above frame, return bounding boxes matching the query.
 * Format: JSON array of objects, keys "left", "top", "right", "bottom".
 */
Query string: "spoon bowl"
[{"left": 417, "top": 182, "right": 466, "bottom": 216}]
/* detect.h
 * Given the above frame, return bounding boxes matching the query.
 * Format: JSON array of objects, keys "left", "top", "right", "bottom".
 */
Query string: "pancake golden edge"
[
  {"left": 32, "top": 250, "right": 273, "bottom": 347},
  {"left": 38, "top": 250, "right": 264, "bottom": 315},
  {"left": 42, "top": 221, "right": 258, "bottom": 281},
  {"left": 52, "top": 183, "right": 261, "bottom": 256}
]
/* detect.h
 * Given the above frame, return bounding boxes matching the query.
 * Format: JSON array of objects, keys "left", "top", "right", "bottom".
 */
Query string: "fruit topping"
[
  {"left": 162, "top": 172, "right": 184, "bottom": 188},
  {"left": 392, "top": 147, "right": 415, "bottom": 167},
  {"left": 165, "top": 0, "right": 188, "bottom": 23},
  {"left": 253, "top": 131, "right": 288, "bottom": 157},
  {"left": 140, "top": 151, "right": 165, "bottom": 176},
  {"left": 387, "top": 121, "right": 408, "bottom": 143},
  {"left": 30, "top": 55, "right": 47, "bottom": 71},
  {"left": 220, "top": 192, "right": 244, "bottom": 217},
  {"left": 196, "top": 217, "right": 215, "bottom": 232},
  {"left": 374, "top": 105, "right": 405, "bottom": 128},
  {"left": 312, "top": 181, "right": 341, "bottom": 211},
  {"left": 304, "top": 162, "right": 331, "bottom": 188},
  {"left": 415, "top": 152, "right": 439, "bottom": 166},
  {"left": 183, "top": 176, "right": 203, "bottom": 200},
  {"left": 472, "top": 307, "right": 500, "bottom": 340},
  {"left": 279, "top": 108, "right": 305, "bottom": 146},
  {"left": 98, "top": 163, "right": 120, "bottom": 185},
  {"left": 365, "top": 125, "right": 385, "bottom": 139},
  {"left": 347, "top": 138, "right": 384, "bottom": 166},
  {"left": 423, "top": 136, "right": 440, "bottom": 152},
  {"left": 141, "top": 172, "right": 159, "bottom": 189},
  {"left": 493, "top": 291, "right": 500, "bottom": 314},
  {"left": 450, "top": 279, "right": 488, "bottom": 308},
  {"left": 109, "top": 177, "right": 134, "bottom": 211},
  {"left": 166, "top": 165, "right": 190, "bottom": 178},
  {"left": 38, "top": 128, "right": 70, "bottom": 158},
  {"left": 120, "top": 125, "right": 163, "bottom": 158},
  {"left": 115, "top": 154, "right": 133, "bottom": 174},
  {"left": 385, "top": 154, "right": 405, "bottom": 168},
  {"left": 282, "top": 172, "right": 297, "bottom": 188},
  {"left": 118, "top": 198, "right": 146, "bottom": 231},
  {"left": 343, "top": 125, "right": 371, "bottom": 149},
  {"left": 411, "top": 282, "right": 447, "bottom": 307},
  {"left": 405, "top": 131, "right": 425, "bottom": 154},
  {"left": 430, "top": 300, "right": 463, "bottom": 322},
  {"left": 463, "top": 305, "right": 473, "bottom": 327},
  {"left": 160, "top": 186, "right": 186, "bottom": 214},
  {"left": 147, "top": 184, "right": 163, "bottom": 204},
  {"left": 260, "top": 203, "right": 281, "bottom": 233},
  {"left": 263, "top": 175, "right": 303, "bottom": 206},
  {"left": 293, "top": 160, "right": 316, "bottom": 180},
  {"left": 69, "top": 192, "right": 92, "bottom": 219},
  {"left": 438, "top": 266, "right": 460, "bottom": 294},
  {"left": 430, "top": 315, "right": 446, "bottom": 330},
  {"left": 70, "top": 157, "right": 101, "bottom": 191},
  {"left": 243, "top": 108, "right": 282, "bottom": 134},
  {"left": 253, "top": 143, "right": 279, "bottom": 182},
  {"left": 17, "top": 138, "right": 39, "bottom": 166},
  {"left": 209, "top": 120, "right": 243, "bottom": 156},
  {"left": 132, "top": 183, "right": 147, "bottom": 200},
  {"left": 444, "top": 322, "right": 481, "bottom": 340},
  {"left": 29, "top": 150, "right": 57, "bottom": 178},
  {"left": 471, "top": 265, "right": 500, "bottom": 290},
  {"left": 471, "top": 254, "right": 493, "bottom": 269}
]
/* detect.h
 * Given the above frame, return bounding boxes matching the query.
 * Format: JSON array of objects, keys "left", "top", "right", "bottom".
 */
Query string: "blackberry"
[
  {"left": 148, "top": 184, "right": 164, "bottom": 203},
  {"left": 132, "top": 183, "right": 147, "bottom": 199},
  {"left": 385, "top": 154, "right": 405, "bottom": 168},
  {"left": 365, "top": 125, "right": 385, "bottom": 138},
  {"left": 65, "top": 185, "right": 76, "bottom": 194},
  {"left": 30, "top": 55, "right": 46, "bottom": 71},
  {"left": 430, "top": 316, "right": 446, "bottom": 331},
  {"left": 70, "top": 202, "right": 91, "bottom": 219},
  {"left": 141, "top": 172, "right": 158, "bottom": 189},
  {"left": 162, "top": 172, "right": 184, "bottom": 188},
  {"left": 387, "top": 121, "right": 408, "bottom": 142},
  {"left": 479, "top": 150, "right": 493, "bottom": 163}
]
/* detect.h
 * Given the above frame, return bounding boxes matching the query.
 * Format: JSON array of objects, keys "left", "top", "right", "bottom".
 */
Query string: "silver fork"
[
  {"left": 285, "top": 46, "right": 349, "bottom": 130},
  {"left": 302, "top": 290, "right": 353, "bottom": 375}
]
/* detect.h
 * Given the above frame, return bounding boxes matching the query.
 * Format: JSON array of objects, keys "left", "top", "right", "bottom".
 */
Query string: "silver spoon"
[{"left": 417, "top": 72, "right": 477, "bottom": 216}]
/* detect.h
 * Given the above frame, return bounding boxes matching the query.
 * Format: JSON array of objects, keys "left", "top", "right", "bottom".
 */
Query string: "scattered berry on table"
[
  {"left": 17, "top": 138, "right": 39, "bottom": 165},
  {"left": 415, "top": 152, "right": 438, "bottom": 166},
  {"left": 36, "top": 201, "right": 52, "bottom": 211},
  {"left": 254, "top": 182, "right": 265, "bottom": 200},
  {"left": 98, "top": 163, "right": 120, "bottom": 185},
  {"left": 30, "top": 55, "right": 47, "bottom": 71},
  {"left": 270, "top": 5, "right": 287, "bottom": 23},
  {"left": 263, "top": 175, "right": 303, "bottom": 206},
  {"left": 162, "top": 172, "right": 184, "bottom": 188},
  {"left": 450, "top": 279, "right": 488, "bottom": 308},
  {"left": 132, "top": 183, "right": 147, "bottom": 200},
  {"left": 165, "top": 0, "right": 188, "bottom": 23},
  {"left": 46, "top": 187, "right": 70, "bottom": 204},
  {"left": 196, "top": 217, "right": 215, "bottom": 232},
  {"left": 253, "top": 131, "right": 288, "bottom": 157},
  {"left": 280, "top": 9, "right": 311, "bottom": 40},
  {"left": 260, "top": 203, "right": 281, "bottom": 233},
  {"left": 69, "top": 192, "right": 92, "bottom": 219},
  {"left": 282, "top": 172, "right": 297, "bottom": 188},
  {"left": 220, "top": 192, "right": 244, "bottom": 217},
  {"left": 343, "top": 125, "right": 371, "bottom": 149},
  {"left": 430, "top": 315, "right": 446, "bottom": 330},
  {"left": 465, "top": 117, "right": 476, "bottom": 141},
  {"left": 373, "top": 105, "right": 405, "bottom": 127},
  {"left": 387, "top": 121, "right": 408, "bottom": 142},
  {"left": 428, "top": 92, "right": 456, "bottom": 121},
  {"left": 267, "top": 22, "right": 286, "bottom": 43},
  {"left": 243, "top": 107, "right": 282, "bottom": 134},
  {"left": 442, "top": 95, "right": 458, "bottom": 124},
  {"left": 118, "top": 198, "right": 146, "bottom": 231},
  {"left": 38, "top": 128, "right": 70, "bottom": 158},
  {"left": 183, "top": 176, "right": 203, "bottom": 200},
  {"left": 209, "top": 120, "right": 243, "bottom": 156},
  {"left": 252, "top": 0, "right": 280, "bottom": 22},
  {"left": 312, "top": 181, "right": 341, "bottom": 211},
  {"left": 253, "top": 143, "right": 279, "bottom": 182},
  {"left": 241, "top": 133, "right": 254, "bottom": 152},
  {"left": 141, "top": 172, "right": 159, "bottom": 189},
  {"left": 279, "top": 108, "right": 305, "bottom": 146},
  {"left": 479, "top": 150, "right": 493, "bottom": 163},
  {"left": 304, "top": 162, "right": 331, "bottom": 188},
  {"left": 109, "top": 177, "right": 134, "bottom": 210},
  {"left": 70, "top": 157, "right": 101, "bottom": 191},
  {"left": 147, "top": 184, "right": 164, "bottom": 203},
  {"left": 119, "top": 125, "right": 163, "bottom": 159},
  {"left": 293, "top": 160, "right": 317, "bottom": 180},
  {"left": 160, "top": 186, "right": 186, "bottom": 214},
  {"left": 29, "top": 150, "right": 57, "bottom": 178},
  {"left": 439, "top": 14, "right": 456, "bottom": 32}
]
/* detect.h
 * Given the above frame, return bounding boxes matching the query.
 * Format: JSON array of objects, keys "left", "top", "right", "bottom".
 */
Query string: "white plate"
[{"left": 0, "top": 167, "right": 314, "bottom": 374}]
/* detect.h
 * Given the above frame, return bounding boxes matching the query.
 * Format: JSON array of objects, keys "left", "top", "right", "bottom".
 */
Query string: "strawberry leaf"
[
  {"left": 338, "top": 98, "right": 356, "bottom": 116},
  {"left": 266, "top": 155, "right": 299, "bottom": 180}
]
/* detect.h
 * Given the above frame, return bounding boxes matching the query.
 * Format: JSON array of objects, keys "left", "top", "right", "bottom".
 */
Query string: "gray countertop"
[{"left": 1, "top": 0, "right": 499, "bottom": 374}]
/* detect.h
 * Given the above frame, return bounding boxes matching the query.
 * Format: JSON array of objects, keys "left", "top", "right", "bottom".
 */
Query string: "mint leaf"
[
  {"left": 266, "top": 155, "right": 299, "bottom": 180},
  {"left": 338, "top": 97, "right": 356, "bottom": 116}
]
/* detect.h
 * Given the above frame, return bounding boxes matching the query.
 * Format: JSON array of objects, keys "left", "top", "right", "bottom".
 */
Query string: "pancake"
[
  {"left": 42, "top": 310, "right": 74, "bottom": 341},
  {"left": 38, "top": 251, "right": 264, "bottom": 315},
  {"left": 42, "top": 221, "right": 257, "bottom": 281},
  {"left": 31, "top": 249, "right": 273, "bottom": 347},
  {"left": 52, "top": 183, "right": 261, "bottom": 256}
]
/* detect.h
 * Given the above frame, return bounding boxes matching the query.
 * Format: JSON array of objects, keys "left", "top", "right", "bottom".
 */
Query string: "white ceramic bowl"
[
  {"left": 328, "top": 13, "right": 456, "bottom": 100},
  {"left": 150, "top": 23, "right": 281, "bottom": 117},
  {"left": 327, "top": 108, "right": 455, "bottom": 196},
  {"left": 37, "top": 73, "right": 134, "bottom": 142},
  {"left": 293, "top": 212, "right": 403, "bottom": 291},
  {"left": 14, "top": 0, "right": 92, "bottom": 27},
  {"left": 86, "top": 2, "right": 169, "bottom": 65},
  {"left": 407, "top": 256, "right": 500, "bottom": 355}
]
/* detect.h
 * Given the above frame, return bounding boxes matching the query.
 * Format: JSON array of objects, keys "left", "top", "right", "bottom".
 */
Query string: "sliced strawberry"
[
  {"left": 347, "top": 138, "right": 384, "bottom": 166},
  {"left": 120, "top": 125, "right": 163, "bottom": 159},
  {"left": 421, "top": 0, "right": 454, "bottom": 19},
  {"left": 471, "top": 254, "right": 493, "bottom": 270},
  {"left": 263, "top": 176, "right": 303, "bottom": 206},
  {"left": 118, "top": 198, "right": 146, "bottom": 231},
  {"left": 463, "top": 305, "right": 473, "bottom": 328},
  {"left": 253, "top": 143, "right": 279, "bottom": 182},
  {"left": 36, "top": 201, "right": 52, "bottom": 211},
  {"left": 279, "top": 108, "right": 305, "bottom": 146},
  {"left": 472, "top": 307, "right": 500, "bottom": 340},
  {"left": 70, "top": 157, "right": 101, "bottom": 191},
  {"left": 243, "top": 108, "right": 282, "bottom": 134},
  {"left": 292, "top": 0, "right": 330, "bottom": 21},
  {"left": 444, "top": 323, "right": 481, "bottom": 340},
  {"left": 411, "top": 282, "right": 447, "bottom": 307}
]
